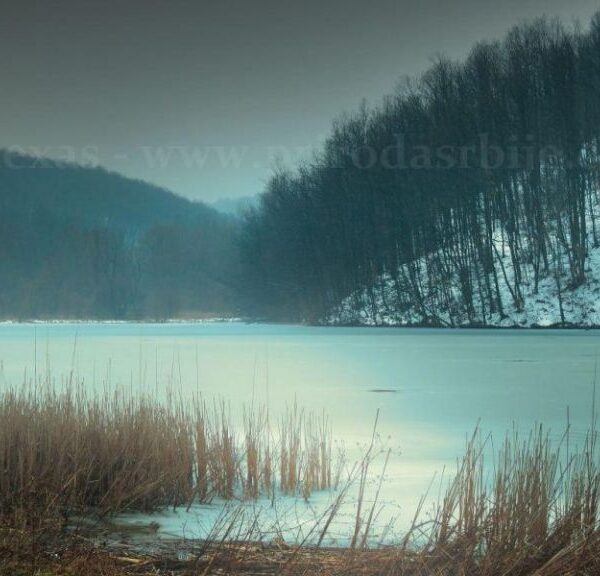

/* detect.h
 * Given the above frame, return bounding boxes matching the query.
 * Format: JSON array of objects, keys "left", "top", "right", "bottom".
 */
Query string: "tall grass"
[
  {"left": 394, "top": 425, "right": 600, "bottom": 574},
  {"left": 1, "top": 379, "right": 599, "bottom": 575},
  {"left": 0, "top": 385, "right": 196, "bottom": 525},
  {"left": 0, "top": 383, "right": 339, "bottom": 529}
]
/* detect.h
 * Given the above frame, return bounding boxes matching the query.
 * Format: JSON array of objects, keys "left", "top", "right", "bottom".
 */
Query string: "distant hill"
[
  {"left": 0, "top": 151, "right": 241, "bottom": 320},
  {"left": 0, "top": 150, "right": 220, "bottom": 232}
]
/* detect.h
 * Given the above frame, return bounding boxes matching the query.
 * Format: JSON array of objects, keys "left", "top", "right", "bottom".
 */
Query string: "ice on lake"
[{"left": 1, "top": 322, "right": 598, "bottom": 544}]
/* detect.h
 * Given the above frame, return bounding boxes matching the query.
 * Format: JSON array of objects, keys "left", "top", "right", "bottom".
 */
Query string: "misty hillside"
[
  {"left": 0, "top": 151, "right": 241, "bottom": 320},
  {"left": 0, "top": 151, "right": 220, "bottom": 232},
  {"left": 3, "top": 14, "right": 600, "bottom": 328}
]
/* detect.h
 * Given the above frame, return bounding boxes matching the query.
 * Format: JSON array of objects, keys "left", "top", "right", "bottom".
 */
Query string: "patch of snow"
[{"left": 328, "top": 208, "right": 600, "bottom": 328}]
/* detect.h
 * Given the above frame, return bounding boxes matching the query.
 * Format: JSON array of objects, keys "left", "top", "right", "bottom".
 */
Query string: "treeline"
[
  {"left": 241, "top": 13, "right": 600, "bottom": 324},
  {"left": 0, "top": 152, "right": 241, "bottom": 319},
  {"left": 2, "top": 13, "right": 599, "bottom": 324}
]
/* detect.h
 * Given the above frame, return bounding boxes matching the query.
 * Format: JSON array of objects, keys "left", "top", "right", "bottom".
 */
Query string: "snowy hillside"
[{"left": 328, "top": 222, "right": 600, "bottom": 328}]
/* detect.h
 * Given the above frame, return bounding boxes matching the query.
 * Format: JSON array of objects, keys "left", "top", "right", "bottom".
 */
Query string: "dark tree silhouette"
[{"left": 241, "top": 13, "right": 600, "bottom": 325}]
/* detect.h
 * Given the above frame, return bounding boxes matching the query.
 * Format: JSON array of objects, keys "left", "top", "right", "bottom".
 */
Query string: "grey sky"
[{"left": 1, "top": 0, "right": 598, "bottom": 201}]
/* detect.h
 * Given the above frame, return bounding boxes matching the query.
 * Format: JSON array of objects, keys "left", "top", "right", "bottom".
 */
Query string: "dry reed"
[
  {"left": 0, "top": 382, "right": 339, "bottom": 532},
  {"left": 2, "top": 380, "right": 600, "bottom": 575}
]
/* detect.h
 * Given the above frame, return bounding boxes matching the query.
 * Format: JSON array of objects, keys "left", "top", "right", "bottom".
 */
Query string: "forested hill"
[
  {"left": 0, "top": 151, "right": 216, "bottom": 231},
  {"left": 0, "top": 152, "right": 241, "bottom": 320},
  {"left": 4, "top": 13, "right": 600, "bottom": 327},
  {"left": 240, "top": 13, "right": 600, "bottom": 327}
]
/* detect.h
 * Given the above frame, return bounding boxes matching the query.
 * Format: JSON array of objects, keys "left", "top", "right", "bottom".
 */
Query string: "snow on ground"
[
  {"left": 329, "top": 219, "right": 600, "bottom": 328},
  {"left": 104, "top": 451, "right": 432, "bottom": 548}
]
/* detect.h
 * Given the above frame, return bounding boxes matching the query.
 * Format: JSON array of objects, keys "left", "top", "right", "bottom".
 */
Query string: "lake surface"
[{"left": 0, "top": 322, "right": 598, "bottom": 543}]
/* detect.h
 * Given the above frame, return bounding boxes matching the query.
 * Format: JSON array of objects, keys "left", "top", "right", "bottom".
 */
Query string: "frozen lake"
[{"left": 0, "top": 322, "right": 598, "bottom": 544}]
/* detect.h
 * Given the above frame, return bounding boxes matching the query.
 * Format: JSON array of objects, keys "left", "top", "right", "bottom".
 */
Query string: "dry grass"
[
  {"left": 0, "top": 383, "right": 339, "bottom": 533},
  {"left": 1, "top": 382, "right": 600, "bottom": 575},
  {"left": 0, "top": 384, "right": 196, "bottom": 526},
  {"left": 278, "top": 403, "right": 334, "bottom": 498},
  {"left": 395, "top": 425, "right": 600, "bottom": 574}
]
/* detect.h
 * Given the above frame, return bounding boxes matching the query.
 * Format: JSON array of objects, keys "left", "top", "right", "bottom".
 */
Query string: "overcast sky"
[{"left": 1, "top": 0, "right": 598, "bottom": 202}]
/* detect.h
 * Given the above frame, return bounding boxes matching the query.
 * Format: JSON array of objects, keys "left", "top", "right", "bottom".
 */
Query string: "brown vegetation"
[
  {"left": 0, "top": 383, "right": 338, "bottom": 531},
  {"left": 0, "top": 384, "right": 599, "bottom": 574}
]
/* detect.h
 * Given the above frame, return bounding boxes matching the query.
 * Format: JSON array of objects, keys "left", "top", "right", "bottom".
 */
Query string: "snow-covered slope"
[{"left": 328, "top": 225, "right": 600, "bottom": 328}]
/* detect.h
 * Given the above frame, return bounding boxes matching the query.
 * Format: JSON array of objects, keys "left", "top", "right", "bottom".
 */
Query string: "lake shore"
[
  {"left": 1, "top": 324, "right": 600, "bottom": 573},
  {"left": 3, "top": 316, "right": 600, "bottom": 330},
  {"left": 0, "top": 530, "right": 435, "bottom": 576},
  {"left": 1, "top": 381, "right": 599, "bottom": 575}
]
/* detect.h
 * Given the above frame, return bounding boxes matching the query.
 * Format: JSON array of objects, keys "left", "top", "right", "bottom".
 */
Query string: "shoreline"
[
  {"left": 1, "top": 317, "right": 600, "bottom": 330},
  {"left": 0, "top": 530, "right": 418, "bottom": 576},
  {"left": 1, "top": 382, "right": 599, "bottom": 575}
]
